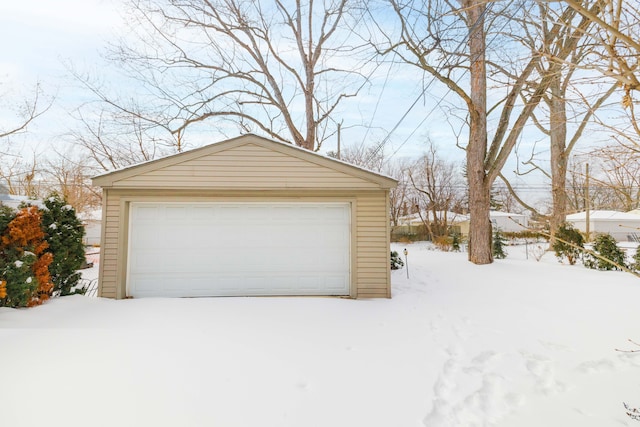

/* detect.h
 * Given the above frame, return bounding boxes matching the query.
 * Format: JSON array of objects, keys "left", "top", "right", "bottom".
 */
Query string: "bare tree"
[
  {"left": 490, "top": 181, "right": 520, "bottom": 214},
  {"left": 373, "top": 0, "right": 601, "bottom": 263},
  {"left": 565, "top": 156, "right": 629, "bottom": 212},
  {"left": 0, "top": 84, "right": 50, "bottom": 198},
  {"left": 327, "top": 141, "right": 386, "bottom": 172},
  {"left": 67, "top": 108, "right": 164, "bottom": 172},
  {"left": 565, "top": 0, "right": 640, "bottom": 141},
  {"left": 505, "top": 2, "right": 618, "bottom": 242},
  {"left": 43, "top": 151, "right": 102, "bottom": 214},
  {"left": 0, "top": 151, "right": 42, "bottom": 197},
  {"left": 580, "top": 145, "right": 640, "bottom": 211},
  {"left": 77, "top": 0, "right": 371, "bottom": 158},
  {"left": 386, "top": 157, "right": 413, "bottom": 227},
  {"left": 329, "top": 142, "right": 411, "bottom": 226},
  {"left": 408, "top": 143, "right": 465, "bottom": 241},
  {"left": 0, "top": 83, "right": 48, "bottom": 147},
  {"left": 565, "top": 0, "right": 640, "bottom": 92},
  {"left": 598, "top": 146, "right": 640, "bottom": 211}
]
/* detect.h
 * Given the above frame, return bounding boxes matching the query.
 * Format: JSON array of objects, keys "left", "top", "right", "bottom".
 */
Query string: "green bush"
[
  {"left": 390, "top": 251, "right": 404, "bottom": 270},
  {"left": 0, "top": 205, "right": 14, "bottom": 234},
  {"left": 40, "top": 193, "right": 87, "bottom": 296},
  {"left": 632, "top": 247, "right": 640, "bottom": 272},
  {"left": 0, "top": 196, "right": 87, "bottom": 307},
  {"left": 503, "top": 230, "right": 547, "bottom": 241},
  {"left": 0, "top": 206, "right": 17, "bottom": 306},
  {"left": 584, "top": 233, "right": 626, "bottom": 271},
  {"left": 2, "top": 252, "right": 39, "bottom": 308},
  {"left": 451, "top": 231, "right": 462, "bottom": 252},
  {"left": 553, "top": 223, "right": 584, "bottom": 265}
]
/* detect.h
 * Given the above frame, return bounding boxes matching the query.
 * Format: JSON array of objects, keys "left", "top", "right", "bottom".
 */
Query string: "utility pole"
[
  {"left": 337, "top": 122, "right": 342, "bottom": 160},
  {"left": 585, "top": 163, "right": 590, "bottom": 242}
]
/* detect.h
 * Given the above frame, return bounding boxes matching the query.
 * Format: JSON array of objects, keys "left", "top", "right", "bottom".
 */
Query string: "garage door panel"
[
  {"left": 325, "top": 275, "right": 349, "bottom": 290},
  {"left": 191, "top": 206, "right": 216, "bottom": 219},
  {"left": 130, "top": 273, "right": 349, "bottom": 297},
  {"left": 128, "top": 202, "right": 351, "bottom": 297}
]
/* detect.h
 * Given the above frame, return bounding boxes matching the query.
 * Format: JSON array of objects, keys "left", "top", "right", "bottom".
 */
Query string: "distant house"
[
  {"left": 458, "top": 211, "right": 529, "bottom": 235},
  {"left": 394, "top": 210, "right": 529, "bottom": 238},
  {"left": 490, "top": 211, "right": 528, "bottom": 233},
  {"left": 566, "top": 210, "right": 640, "bottom": 242},
  {"left": 397, "top": 211, "right": 469, "bottom": 227},
  {"left": 78, "top": 209, "right": 102, "bottom": 246},
  {"left": 0, "top": 193, "right": 43, "bottom": 209},
  {"left": 393, "top": 211, "right": 468, "bottom": 240}
]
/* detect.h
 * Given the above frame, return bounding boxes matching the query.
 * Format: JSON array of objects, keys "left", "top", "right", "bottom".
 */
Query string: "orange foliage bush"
[
  {"left": 2, "top": 207, "right": 48, "bottom": 254},
  {"left": 434, "top": 235, "right": 453, "bottom": 252},
  {"left": 1, "top": 206, "right": 54, "bottom": 307},
  {"left": 30, "top": 252, "right": 54, "bottom": 306}
]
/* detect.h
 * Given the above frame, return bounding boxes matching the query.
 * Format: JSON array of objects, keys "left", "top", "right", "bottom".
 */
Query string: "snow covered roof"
[
  {"left": 0, "top": 193, "right": 27, "bottom": 202},
  {"left": 0, "top": 194, "right": 43, "bottom": 209},
  {"left": 78, "top": 209, "right": 102, "bottom": 221},
  {"left": 566, "top": 210, "right": 640, "bottom": 221},
  {"left": 489, "top": 210, "right": 526, "bottom": 218}
]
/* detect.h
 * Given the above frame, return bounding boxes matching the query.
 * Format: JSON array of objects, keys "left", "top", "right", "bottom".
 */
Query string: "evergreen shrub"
[
  {"left": 584, "top": 233, "right": 626, "bottom": 271},
  {"left": 553, "top": 223, "right": 584, "bottom": 265},
  {"left": 451, "top": 231, "right": 462, "bottom": 252},
  {"left": 492, "top": 229, "right": 507, "bottom": 259},
  {"left": 390, "top": 251, "right": 404, "bottom": 270},
  {"left": 632, "top": 247, "right": 640, "bottom": 272},
  {"left": 41, "top": 193, "right": 87, "bottom": 295}
]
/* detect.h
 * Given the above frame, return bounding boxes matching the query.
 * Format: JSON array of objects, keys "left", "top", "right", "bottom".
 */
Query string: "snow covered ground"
[{"left": 1, "top": 242, "right": 639, "bottom": 426}]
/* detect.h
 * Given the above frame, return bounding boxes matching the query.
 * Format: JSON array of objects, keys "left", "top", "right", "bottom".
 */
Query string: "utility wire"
[
  {"left": 386, "top": 0, "right": 524, "bottom": 162},
  {"left": 369, "top": 0, "right": 530, "bottom": 165},
  {"left": 359, "top": 52, "right": 399, "bottom": 147},
  {"left": 363, "top": 1, "right": 496, "bottom": 165}
]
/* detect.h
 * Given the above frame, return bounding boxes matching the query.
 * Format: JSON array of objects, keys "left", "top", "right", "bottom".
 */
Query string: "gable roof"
[{"left": 92, "top": 134, "right": 398, "bottom": 189}]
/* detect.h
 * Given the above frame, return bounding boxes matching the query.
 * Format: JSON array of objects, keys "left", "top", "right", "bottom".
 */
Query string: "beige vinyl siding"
[
  {"left": 98, "top": 189, "right": 121, "bottom": 299},
  {"left": 110, "top": 144, "right": 381, "bottom": 190},
  {"left": 355, "top": 192, "right": 391, "bottom": 298},
  {"left": 98, "top": 189, "right": 392, "bottom": 299},
  {"left": 94, "top": 135, "right": 396, "bottom": 299}
]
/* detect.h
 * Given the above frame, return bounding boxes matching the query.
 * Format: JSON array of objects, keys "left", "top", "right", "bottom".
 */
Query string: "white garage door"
[{"left": 127, "top": 202, "right": 351, "bottom": 297}]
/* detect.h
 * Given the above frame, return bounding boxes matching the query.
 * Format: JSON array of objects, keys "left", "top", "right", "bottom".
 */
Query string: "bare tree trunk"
[
  {"left": 464, "top": 0, "right": 492, "bottom": 264},
  {"left": 377, "top": 0, "right": 602, "bottom": 264},
  {"left": 549, "top": 74, "right": 568, "bottom": 244}
]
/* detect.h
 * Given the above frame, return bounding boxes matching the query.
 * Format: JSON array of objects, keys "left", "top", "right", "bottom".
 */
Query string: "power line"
[
  {"left": 359, "top": 52, "right": 399, "bottom": 146},
  {"left": 362, "top": 1, "right": 498, "bottom": 165},
  {"left": 386, "top": 0, "right": 524, "bottom": 162}
]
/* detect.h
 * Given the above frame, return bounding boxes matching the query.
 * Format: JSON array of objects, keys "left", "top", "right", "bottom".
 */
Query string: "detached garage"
[{"left": 92, "top": 134, "right": 397, "bottom": 299}]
